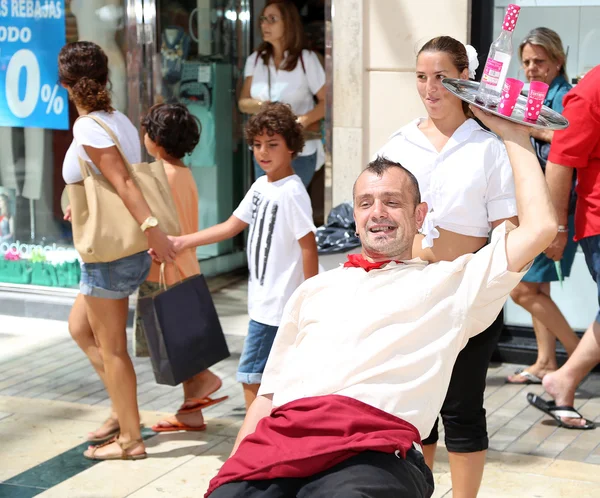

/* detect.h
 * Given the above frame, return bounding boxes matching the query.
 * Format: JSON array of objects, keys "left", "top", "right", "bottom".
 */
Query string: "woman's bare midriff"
[{"left": 413, "top": 227, "right": 488, "bottom": 263}]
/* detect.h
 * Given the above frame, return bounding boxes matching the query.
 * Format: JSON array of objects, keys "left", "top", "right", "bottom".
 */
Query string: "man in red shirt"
[{"left": 532, "top": 65, "right": 600, "bottom": 430}]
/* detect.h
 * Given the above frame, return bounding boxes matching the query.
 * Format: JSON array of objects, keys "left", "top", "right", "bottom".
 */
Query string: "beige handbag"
[{"left": 67, "top": 115, "right": 180, "bottom": 264}]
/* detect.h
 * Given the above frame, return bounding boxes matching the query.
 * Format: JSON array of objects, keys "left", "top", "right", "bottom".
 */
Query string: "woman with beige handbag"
[{"left": 59, "top": 41, "right": 179, "bottom": 460}]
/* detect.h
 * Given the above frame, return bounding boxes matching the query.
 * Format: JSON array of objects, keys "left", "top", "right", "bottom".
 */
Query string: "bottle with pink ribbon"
[{"left": 477, "top": 4, "right": 521, "bottom": 108}]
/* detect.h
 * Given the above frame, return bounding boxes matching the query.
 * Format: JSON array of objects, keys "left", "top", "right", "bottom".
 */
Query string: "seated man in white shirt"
[{"left": 205, "top": 108, "right": 558, "bottom": 498}]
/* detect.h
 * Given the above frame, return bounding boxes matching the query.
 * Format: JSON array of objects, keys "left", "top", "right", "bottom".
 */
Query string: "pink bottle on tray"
[{"left": 477, "top": 4, "right": 521, "bottom": 107}]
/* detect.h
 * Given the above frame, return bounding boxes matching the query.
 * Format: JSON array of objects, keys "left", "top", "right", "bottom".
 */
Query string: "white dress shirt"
[
  {"left": 244, "top": 50, "right": 325, "bottom": 167},
  {"left": 258, "top": 222, "right": 529, "bottom": 438},
  {"left": 376, "top": 118, "right": 517, "bottom": 248}
]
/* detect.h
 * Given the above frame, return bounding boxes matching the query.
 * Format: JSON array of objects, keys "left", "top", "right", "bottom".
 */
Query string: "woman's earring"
[{"left": 354, "top": 231, "right": 359, "bottom": 238}]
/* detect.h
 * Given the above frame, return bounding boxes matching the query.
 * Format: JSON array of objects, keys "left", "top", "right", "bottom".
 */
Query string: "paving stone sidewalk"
[
  {"left": 0, "top": 281, "right": 250, "bottom": 421},
  {"left": 1, "top": 279, "right": 600, "bottom": 497}
]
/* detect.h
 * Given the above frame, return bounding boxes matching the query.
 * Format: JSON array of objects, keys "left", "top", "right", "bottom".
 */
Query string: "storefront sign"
[{"left": 0, "top": 1, "right": 68, "bottom": 129}]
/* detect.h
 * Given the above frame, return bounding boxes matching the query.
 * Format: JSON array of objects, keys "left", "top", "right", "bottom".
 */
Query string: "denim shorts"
[
  {"left": 254, "top": 152, "right": 317, "bottom": 188},
  {"left": 237, "top": 319, "right": 279, "bottom": 384},
  {"left": 80, "top": 251, "right": 152, "bottom": 300},
  {"left": 579, "top": 234, "right": 600, "bottom": 323}
]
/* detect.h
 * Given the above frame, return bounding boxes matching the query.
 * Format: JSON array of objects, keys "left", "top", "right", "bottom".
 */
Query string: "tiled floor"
[{"left": 0, "top": 279, "right": 599, "bottom": 497}]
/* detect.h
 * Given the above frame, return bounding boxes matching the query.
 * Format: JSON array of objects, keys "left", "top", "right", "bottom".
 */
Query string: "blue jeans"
[
  {"left": 237, "top": 319, "right": 279, "bottom": 384},
  {"left": 80, "top": 251, "right": 152, "bottom": 300},
  {"left": 579, "top": 234, "right": 600, "bottom": 323},
  {"left": 253, "top": 152, "right": 317, "bottom": 188}
]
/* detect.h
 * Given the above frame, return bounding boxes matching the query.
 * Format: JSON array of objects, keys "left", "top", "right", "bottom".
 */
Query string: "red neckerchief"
[{"left": 343, "top": 253, "right": 402, "bottom": 272}]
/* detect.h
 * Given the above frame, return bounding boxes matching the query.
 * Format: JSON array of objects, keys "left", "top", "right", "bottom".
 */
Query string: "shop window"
[{"left": 0, "top": 1, "right": 128, "bottom": 288}]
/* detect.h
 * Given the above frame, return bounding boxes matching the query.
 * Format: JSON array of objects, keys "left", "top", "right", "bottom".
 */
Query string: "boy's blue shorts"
[{"left": 237, "top": 319, "right": 279, "bottom": 384}]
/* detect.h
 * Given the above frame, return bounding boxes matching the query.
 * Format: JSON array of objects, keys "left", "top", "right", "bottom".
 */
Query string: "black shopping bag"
[{"left": 137, "top": 274, "right": 230, "bottom": 386}]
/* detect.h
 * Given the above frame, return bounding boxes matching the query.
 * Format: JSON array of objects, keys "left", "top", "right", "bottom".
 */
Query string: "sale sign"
[{"left": 0, "top": 1, "right": 68, "bottom": 130}]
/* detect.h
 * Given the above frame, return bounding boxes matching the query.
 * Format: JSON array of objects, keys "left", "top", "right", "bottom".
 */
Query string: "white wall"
[
  {"left": 366, "top": 0, "right": 469, "bottom": 159},
  {"left": 331, "top": 0, "right": 470, "bottom": 206}
]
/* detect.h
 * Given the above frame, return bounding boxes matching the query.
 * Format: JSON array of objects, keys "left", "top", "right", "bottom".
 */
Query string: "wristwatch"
[{"left": 141, "top": 216, "right": 159, "bottom": 232}]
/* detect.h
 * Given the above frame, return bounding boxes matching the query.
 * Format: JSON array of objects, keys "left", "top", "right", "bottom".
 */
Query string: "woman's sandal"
[
  {"left": 87, "top": 417, "right": 120, "bottom": 444},
  {"left": 83, "top": 436, "right": 148, "bottom": 461},
  {"left": 87, "top": 420, "right": 146, "bottom": 445}
]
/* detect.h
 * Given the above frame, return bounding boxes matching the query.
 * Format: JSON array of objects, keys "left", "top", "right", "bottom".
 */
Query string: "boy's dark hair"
[
  {"left": 245, "top": 103, "right": 305, "bottom": 158},
  {"left": 141, "top": 103, "right": 201, "bottom": 159}
]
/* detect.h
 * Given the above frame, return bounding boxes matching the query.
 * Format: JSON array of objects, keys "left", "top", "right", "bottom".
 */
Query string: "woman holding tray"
[{"left": 376, "top": 36, "right": 518, "bottom": 498}]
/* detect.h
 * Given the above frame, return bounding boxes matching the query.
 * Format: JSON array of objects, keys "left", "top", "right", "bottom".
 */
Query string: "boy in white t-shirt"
[{"left": 171, "top": 103, "right": 319, "bottom": 409}]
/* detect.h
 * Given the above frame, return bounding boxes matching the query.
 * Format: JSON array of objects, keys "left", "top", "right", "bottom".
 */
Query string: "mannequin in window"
[
  {"left": 71, "top": 0, "right": 127, "bottom": 112},
  {"left": 0, "top": 126, "right": 46, "bottom": 204},
  {"left": 0, "top": 193, "right": 15, "bottom": 244},
  {"left": 161, "top": 26, "right": 190, "bottom": 102}
]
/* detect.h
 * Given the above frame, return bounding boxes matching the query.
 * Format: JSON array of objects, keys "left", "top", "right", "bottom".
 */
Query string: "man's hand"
[
  {"left": 544, "top": 232, "right": 568, "bottom": 261},
  {"left": 470, "top": 106, "right": 531, "bottom": 142}
]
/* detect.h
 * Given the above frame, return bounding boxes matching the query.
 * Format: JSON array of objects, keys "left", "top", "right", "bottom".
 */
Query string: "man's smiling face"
[{"left": 353, "top": 167, "right": 426, "bottom": 262}]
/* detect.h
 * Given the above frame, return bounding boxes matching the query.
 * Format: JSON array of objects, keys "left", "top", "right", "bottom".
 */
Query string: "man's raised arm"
[{"left": 470, "top": 107, "right": 558, "bottom": 271}]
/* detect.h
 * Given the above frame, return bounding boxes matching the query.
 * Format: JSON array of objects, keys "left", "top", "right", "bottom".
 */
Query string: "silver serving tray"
[{"left": 441, "top": 78, "right": 569, "bottom": 130}]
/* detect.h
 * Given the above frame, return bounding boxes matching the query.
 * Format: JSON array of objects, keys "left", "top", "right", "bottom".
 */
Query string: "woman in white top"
[
  {"left": 59, "top": 42, "right": 175, "bottom": 460},
  {"left": 376, "top": 36, "right": 518, "bottom": 498},
  {"left": 239, "top": 0, "right": 325, "bottom": 188}
]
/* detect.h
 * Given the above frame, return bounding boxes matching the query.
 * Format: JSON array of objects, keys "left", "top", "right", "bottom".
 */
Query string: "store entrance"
[
  {"left": 251, "top": 0, "right": 328, "bottom": 225},
  {"left": 292, "top": 0, "right": 327, "bottom": 226},
  {"left": 141, "top": 0, "right": 252, "bottom": 272}
]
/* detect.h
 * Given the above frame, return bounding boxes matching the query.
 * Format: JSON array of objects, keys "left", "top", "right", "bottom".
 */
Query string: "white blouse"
[
  {"left": 244, "top": 50, "right": 325, "bottom": 166},
  {"left": 62, "top": 110, "right": 141, "bottom": 184},
  {"left": 376, "top": 118, "right": 517, "bottom": 248}
]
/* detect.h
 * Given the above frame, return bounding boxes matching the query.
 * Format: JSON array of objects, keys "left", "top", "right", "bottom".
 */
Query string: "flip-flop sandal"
[
  {"left": 506, "top": 370, "right": 543, "bottom": 385},
  {"left": 177, "top": 396, "right": 228, "bottom": 415},
  {"left": 527, "top": 393, "right": 555, "bottom": 412},
  {"left": 84, "top": 437, "right": 148, "bottom": 460},
  {"left": 151, "top": 420, "right": 208, "bottom": 433},
  {"left": 527, "top": 393, "right": 595, "bottom": 430}
]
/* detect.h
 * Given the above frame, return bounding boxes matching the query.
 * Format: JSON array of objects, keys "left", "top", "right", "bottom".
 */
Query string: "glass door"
[{"left": 141, "top": 0, "right": 252, "bottom": 269}]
